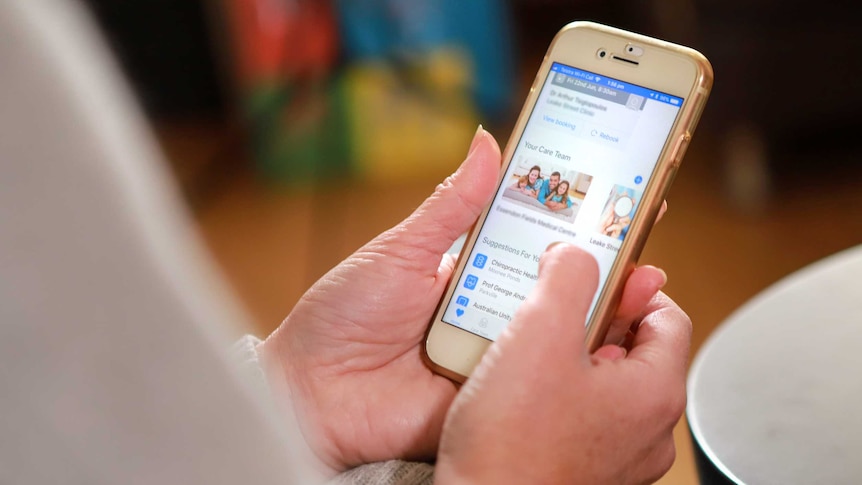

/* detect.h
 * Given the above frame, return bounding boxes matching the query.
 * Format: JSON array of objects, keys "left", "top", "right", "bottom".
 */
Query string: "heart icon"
[{"left": 456, "top": 309, "right": 465, "bottom": 317}]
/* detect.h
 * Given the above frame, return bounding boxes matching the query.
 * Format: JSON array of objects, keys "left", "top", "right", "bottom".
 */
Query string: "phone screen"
[{"left": 442, "top": 62, "right": 684, "bottom": 341}]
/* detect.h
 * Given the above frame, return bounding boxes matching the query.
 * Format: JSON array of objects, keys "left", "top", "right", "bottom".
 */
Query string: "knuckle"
[
  {"left": 633, "top": 437, "right": 676, "bottom": 485},
  {"left": 652, "top": 439, "right": 677, "bottom": 480},
  {"left": 642, "top": 383, "right": 686, "bottom": 428},
  {"left": 659, "top": 293, "right": 693, "bottom": 333},
  {"left": 438, "top": 174, "right": 484, "bottom": 216},
  {"left": 668, "top": 387, "right": 688, "bottom": 420}
]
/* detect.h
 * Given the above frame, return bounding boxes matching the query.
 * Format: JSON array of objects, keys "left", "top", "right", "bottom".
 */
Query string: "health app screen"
[{"left": 442, "top": 62, "right": 683, "bottom": 340}]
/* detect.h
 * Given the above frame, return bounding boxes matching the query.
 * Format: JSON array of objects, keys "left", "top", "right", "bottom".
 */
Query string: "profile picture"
[
  {"left": 597, "top": 185, "right": 641, "bottom": 241},
  {"left": 501, "top": 158, "right": 593, "bottom": 223}
]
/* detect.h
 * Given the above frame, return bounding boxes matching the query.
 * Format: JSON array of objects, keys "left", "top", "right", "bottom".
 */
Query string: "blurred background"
[{"left": 81, "top": 0, "right": 861, "bottom": 482}]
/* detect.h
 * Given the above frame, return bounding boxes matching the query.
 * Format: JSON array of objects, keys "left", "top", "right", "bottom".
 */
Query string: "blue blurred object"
[{"left": 334, "top": 0, "right": 515, "bottom": 118}]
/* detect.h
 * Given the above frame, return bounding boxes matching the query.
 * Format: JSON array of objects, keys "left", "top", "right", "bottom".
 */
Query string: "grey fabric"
[
  {"left": 0, "top": 2, "right": 441, "bottom": 484},
  {"left": 0, "top": 1, "right": 306, "bottom": 484},
  {"left": 330, "top": 461, "right": 435, "bottom": 485}
]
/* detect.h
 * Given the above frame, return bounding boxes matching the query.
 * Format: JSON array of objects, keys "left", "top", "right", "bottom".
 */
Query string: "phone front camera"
[{"left": 597, "top": 49, "right": 607, "bottom": 58}]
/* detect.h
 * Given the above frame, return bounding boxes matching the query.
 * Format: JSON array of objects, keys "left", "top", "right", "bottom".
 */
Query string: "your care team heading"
[{"left": 523, "top": 141, "right": 571, "bottom": 161}]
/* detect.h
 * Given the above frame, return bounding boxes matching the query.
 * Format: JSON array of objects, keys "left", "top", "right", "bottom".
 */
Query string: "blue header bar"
[{"left": 550, "top": 63, "right": 683, "bottom": 107}]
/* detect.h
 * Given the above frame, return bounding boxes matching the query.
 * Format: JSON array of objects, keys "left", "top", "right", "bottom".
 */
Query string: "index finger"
[
  {"left": 656, "top": 200, "right": 668, "bottom": 223},
  {"left": 501, "top": 243, "right": 599, "bottom": 362}
]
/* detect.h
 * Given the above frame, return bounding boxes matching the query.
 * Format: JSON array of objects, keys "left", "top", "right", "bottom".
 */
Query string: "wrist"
[
  {"left": 435, "top": 459, "right": 525, "bottom": 485},
  {"left": 255, "top": 334, "right": 339, "bottom": 478}
]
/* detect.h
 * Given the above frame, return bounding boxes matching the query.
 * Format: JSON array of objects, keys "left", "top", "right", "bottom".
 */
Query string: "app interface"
[{"left": 442, "top": 62, "right": 683, "bottom": 340}]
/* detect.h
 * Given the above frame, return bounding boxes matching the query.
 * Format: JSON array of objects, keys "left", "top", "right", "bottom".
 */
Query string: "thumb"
[
  {"left": 376, "top": 127, "right": 501, "bottom": 263},
  {"left": 490, "top": 243, "right": 600, "bottom": 370}
]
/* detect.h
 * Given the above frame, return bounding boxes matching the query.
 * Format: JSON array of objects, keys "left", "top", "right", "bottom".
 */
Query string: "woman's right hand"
[{"left": 435, "top": 243, "right": 691, "bottom": 485}]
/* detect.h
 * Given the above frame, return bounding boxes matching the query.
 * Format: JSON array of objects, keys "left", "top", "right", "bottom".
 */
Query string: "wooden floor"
[{"left": 159, "top": 123, "right": 861, "bottom": 484}]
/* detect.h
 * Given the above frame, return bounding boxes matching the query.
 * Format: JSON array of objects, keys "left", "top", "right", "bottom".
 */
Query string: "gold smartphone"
[{"left": 424, "top": 21, "right": 712, "bottom": 382}]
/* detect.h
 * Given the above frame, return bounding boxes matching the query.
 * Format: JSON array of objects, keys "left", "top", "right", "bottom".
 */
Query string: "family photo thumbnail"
[{"left": 501, "top": 159, "right": 593, "bottom": 223}]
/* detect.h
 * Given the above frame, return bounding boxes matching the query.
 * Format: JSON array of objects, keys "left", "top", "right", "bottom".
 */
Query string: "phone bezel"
[{"left": 424, "top": 21, "right": 713, "bottom": 382}]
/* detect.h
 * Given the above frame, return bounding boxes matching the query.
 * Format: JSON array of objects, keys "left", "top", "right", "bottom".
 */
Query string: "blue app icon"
[
  {"left": 472, "top": 253, "right": 488, "bottom": 269},
  {"left": 634, "top": 175, "right": 643, "bottom": 185},
  {"left": 464, "top": 275, "right": 479, "bottom": 290},
  {"left": 456, "top": 296, "right": 469, "bottom": 306}
]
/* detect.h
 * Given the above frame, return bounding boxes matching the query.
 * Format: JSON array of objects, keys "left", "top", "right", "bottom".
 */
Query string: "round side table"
[{"left": 688, "top": 245, "right": 862, "bottom": 484}]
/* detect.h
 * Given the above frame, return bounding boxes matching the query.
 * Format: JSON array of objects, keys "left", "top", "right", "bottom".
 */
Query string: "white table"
[{"left": 688, "top": 245, "right": 862, "bottom": 484}]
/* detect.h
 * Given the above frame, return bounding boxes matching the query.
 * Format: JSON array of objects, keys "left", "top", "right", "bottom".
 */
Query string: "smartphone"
[{"left": 424, "top": 21, "right": 712, "bottom": 382}]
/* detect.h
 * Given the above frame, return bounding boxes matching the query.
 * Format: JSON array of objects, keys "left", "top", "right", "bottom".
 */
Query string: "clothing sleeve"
[
  {"left": 535, "top": 179, "right": 545, "bottom": 199},
  {"left": 232, "top": 335, "right": 333, "bottom": 483},
  {"left": 328, "top": 461, "right": 434, "bottom": 485},
  {"left": 234, "top": 336, "right": 436, "bottom": 485}
]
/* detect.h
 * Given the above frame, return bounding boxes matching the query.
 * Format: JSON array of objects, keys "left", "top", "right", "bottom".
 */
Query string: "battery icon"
[{"left": 670, "top": 98, "right": 680, "bottom": 105}]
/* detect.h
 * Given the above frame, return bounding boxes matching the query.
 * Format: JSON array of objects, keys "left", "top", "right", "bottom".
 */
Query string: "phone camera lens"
[
  {"left": 627, "top": 46, "right": 634, "bottom": 53},
  {"left": 597, "top": 49, "right": 607, "bottom": 58}
]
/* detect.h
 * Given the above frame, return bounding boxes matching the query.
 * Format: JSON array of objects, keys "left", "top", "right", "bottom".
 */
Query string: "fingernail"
[
  {"left": 545, "top": 241, "right": 567, "bottom": 252},
  {"left": 467, "top": 124, "right": 485, "bottom": 156},
  {"left": 594, "top": 344, "right": 627, "bottom": 362},
  {"left": 616, "top": 346, "right": 628, "bottom": 360},
  {"left": 657, "top": 268, "right": 668, "bottom": 288}
]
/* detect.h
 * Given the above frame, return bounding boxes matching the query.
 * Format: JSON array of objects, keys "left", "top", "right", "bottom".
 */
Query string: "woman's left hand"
[{"left": 258, "top": 128, "right": 501, "bottom": 471}]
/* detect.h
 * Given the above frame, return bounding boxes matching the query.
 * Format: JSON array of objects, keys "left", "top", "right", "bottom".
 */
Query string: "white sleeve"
[
  {"left": 0, "top": 2, "right": 318, "bottom": 483},
  {"left": 233, "top": 335, "right": 332, "bottom": 483}
]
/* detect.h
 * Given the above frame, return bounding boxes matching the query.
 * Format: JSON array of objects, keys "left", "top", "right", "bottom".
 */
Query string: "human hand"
[
  {"left": 544, "top": 200, "right": 564, "bottom": 212},
  {"left": 599, "top": 205, "right": 615, "bottom": 234},
  {"left": 606, "top": 221, "right": 625, "bottom": 238},
  {"left": 436, "top": 244, "right": 691, "bottom": 485},
  {"left": 257, "top": 127, "right": 502, "bottom": 472},
  {"left": 258, "top": 124, "right": 674, "bottom": 474}
]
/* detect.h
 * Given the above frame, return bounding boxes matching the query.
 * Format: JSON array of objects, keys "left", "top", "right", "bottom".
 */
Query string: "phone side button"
[{"left": 671, "top": 132, "right": 692, "bottom": 167}]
